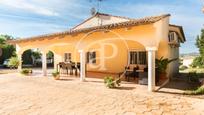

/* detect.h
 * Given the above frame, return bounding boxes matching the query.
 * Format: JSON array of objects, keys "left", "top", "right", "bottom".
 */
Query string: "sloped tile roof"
[
  {"left": 72, "top": 12, "right": 133, "bottom": 30},
  {"left": 169, "top": 24, "right": 186, "bottom": 42}
]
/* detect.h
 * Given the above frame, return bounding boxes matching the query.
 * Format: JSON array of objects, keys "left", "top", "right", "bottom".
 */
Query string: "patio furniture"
[
  {"left": 66, "top": 63, "right": 73, "bottom": 75},
  {"left": 57, "top": 62, "right": 79, "bottom": 76},
  {"left": 124, "top": 66, "right": 139, "bottom": 82},
  {"left": 59, "top": 62, "right": 68, "bottom": 75},
  {"left": 138, "top": 67, "right": 159, "bottom": 85},
  {"left": 139, "top": 68, "right": 148, "bottom": 85},
  {"left": 71, "top": 62, "right": 78, "bottom": 76},
  {"left": 77, "top": 62, "right": 80, "bottom": 71}
]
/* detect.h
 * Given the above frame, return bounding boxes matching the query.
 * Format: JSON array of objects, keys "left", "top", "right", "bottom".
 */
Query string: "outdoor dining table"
[
  {"left": 125, "top": 69, "right": 144, "bottom": 72},
  {"left": 57, "top": 62, "right": 80, "bottom": 76},
  {"left": 124, "top": 69, "right": 144, "bottom": 81}
]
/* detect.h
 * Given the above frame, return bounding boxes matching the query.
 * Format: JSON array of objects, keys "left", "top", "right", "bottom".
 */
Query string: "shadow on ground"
[{"left": 157, "top": 73, "right": 202, "bottom": 95}]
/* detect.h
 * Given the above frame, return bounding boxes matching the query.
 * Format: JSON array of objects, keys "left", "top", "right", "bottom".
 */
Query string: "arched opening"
[
  {"left": 46, "top": 51, "right": 54, "bottom": 68},
  {"left": 21, "top": 49, "right": 55, "bottom": 75},
  {"left": 22, "top": 48, "right": 42, "bottom": 68}
]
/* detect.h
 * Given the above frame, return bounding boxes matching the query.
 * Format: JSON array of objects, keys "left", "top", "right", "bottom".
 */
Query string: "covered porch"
[{"left": 16, "top": 45, "right": 159, "bottom": 92}]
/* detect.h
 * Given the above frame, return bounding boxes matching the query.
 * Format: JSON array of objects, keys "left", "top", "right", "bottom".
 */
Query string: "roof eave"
[{"left": 169, "top": 24, "right": 186, "bottom": 43}]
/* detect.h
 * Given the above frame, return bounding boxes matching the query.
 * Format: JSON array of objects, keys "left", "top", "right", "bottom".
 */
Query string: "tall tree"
[
  {"left": 0, "top": 35, "right": 15, "bottom": 64},
  {"left": 196, "top": 29, "right": 204, "bottom": 58},
  {"left": 192, "top": 29, "right": 204, "bottom": 68}
]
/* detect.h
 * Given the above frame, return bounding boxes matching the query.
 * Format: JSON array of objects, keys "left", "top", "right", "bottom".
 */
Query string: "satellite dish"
[
  {"left": 91, "top": 7, "right": 96, "bottom": 16},
  {"left": 202, "top": 0, "right": 204, "bottom": 13}
]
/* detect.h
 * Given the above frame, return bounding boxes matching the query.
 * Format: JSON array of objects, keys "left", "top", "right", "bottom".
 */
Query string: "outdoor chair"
[
  {"left": 71, "top": 62, "right": 77, "bottom": 76},
  {"left": 139, "top": 67, "right": 148, "bottom": 85},
  {"left": 138, "top": 67, "right": 160, "bottom": 85},
  {"left": 125, "top": 66, "right": 139, "bottom": 82},
  {"left": 66, "top": 63, "right": 73, "bottom": 75},
  {"left": 77, "top": 62, "right": 80, "bottom": 71},
  {"left": 59, "top": 62, "right": 68, "bottom": 75}
]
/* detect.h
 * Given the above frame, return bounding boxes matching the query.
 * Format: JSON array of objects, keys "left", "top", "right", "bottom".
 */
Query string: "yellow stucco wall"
[{"left": 15, "top": 17, "right": 181, "bottom": 77}]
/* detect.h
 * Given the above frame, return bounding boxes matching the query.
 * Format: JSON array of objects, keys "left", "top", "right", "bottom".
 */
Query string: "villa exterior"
[{"left": 9, "top": 12, "right": 186, "bottom": 91}]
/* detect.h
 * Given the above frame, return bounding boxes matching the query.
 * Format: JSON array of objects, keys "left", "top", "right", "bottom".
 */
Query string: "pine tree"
[
  {"left": 196, "top": 29, "right": 204, "bottom": 58},
  {"left": 193, "top": 29, "right": 204, "bottom": 68}
]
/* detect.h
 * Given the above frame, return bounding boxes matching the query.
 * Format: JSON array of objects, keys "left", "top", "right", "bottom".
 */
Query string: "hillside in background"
[{"left": 180, "top": 52, "right": 199, "bottom": 58}]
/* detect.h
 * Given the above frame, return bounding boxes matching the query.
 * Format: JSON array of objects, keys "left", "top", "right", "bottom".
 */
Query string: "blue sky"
[{"left": 0, "top": 0, "right": 203, "bottom": 54}]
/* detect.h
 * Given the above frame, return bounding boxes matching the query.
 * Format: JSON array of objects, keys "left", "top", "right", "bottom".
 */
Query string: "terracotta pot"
[
  {"left": 53, "top": 75, "right": 60, "bottom": 80},
  {"left": 159, "top": 73, "right": 167, "bottom": 80}
]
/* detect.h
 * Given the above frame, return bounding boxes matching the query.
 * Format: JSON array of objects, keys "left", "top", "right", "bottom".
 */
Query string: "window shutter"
[
  {"left": 86, "top": 52, "right": 90, "bottom": 63},
  {"left": 92, "top": 52, "right": 96, "bottom": 63}
]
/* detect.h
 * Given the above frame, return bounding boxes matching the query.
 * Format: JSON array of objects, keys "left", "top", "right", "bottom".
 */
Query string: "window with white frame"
[
  {"left": 64, "top": 53, "right": 71, "bottom": 62},
  {"left": 87, "top": 51, "right": 96, "bottom": 64},
  {"left": 129, "top": 51, "right": 147, "bottom": 65}
]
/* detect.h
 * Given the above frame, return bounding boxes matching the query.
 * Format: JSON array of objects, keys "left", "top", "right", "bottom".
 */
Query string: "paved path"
[{"left": 0, "top": 73, "right": 203, "bottom": 115}]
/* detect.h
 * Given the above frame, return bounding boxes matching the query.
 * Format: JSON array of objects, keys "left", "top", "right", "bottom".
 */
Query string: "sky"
[{"left": 0, "top": 0, "right": 203, "bottom": 54}]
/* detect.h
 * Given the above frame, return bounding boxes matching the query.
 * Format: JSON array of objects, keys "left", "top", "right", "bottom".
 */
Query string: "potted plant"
[
  {"left": 52, "top": 71, "right": 60, "bottom": 80},
  {"left": 104, "top": 76, "right": 121, "bottom": 88},
  {"left": 156, "top": 57, "right": 177, "bottom": 80},
  {"left": 20, "top": 68, "right": 32, "bottom": 76}
]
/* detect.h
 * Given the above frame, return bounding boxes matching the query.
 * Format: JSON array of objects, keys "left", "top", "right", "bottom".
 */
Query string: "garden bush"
[
  {"left": 188, "top": 70, "right": 199, "bottom": 82},
  {"left": 20, "top": 68, "right": 32, "bottom": 75},
  {"left": 184, "top": 86, "right": 204, "bottom": 95},
  {"left": 179, "top": 65, "right": 188, "bottom": 71},
  {"left": 8, "top": 56, "right": 20, "bottom": 68}
]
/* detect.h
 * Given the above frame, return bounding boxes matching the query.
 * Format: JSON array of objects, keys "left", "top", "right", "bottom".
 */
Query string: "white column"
[
  {"left": 42, "top": 51, "right": 47, "bottom": 76},
  {"left": 79, "top": 50, "right": 86, "bottom": 81},
  {"left": 16, "top": 44, "right": 22, "bottom": 72},
  {"left": 54, "top": 54, "right": 57, "bottom": 71},
  {"left": 146, "top": 47, "right": 157, "bottom": 92},
  {"left": 17, "top": 53, "right": 22, "bottom": 72}
]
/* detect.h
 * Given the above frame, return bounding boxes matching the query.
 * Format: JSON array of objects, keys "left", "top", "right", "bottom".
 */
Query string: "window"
[
  {"left": 87, "top": 51, "right": 96, "bottom": 64},
  {"left": 129, "top": 51, "right": 146, "bottom": 65},
  {"left": 64, "top": 53, "right": 71, "bottom": 62},
  {"left": 168, "top": 32, "right": 178, "bottom": 42}
]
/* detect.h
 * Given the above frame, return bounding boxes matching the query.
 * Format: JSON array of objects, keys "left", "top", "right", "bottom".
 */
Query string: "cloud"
[
  {"left": 0, "top": 17, "right": 69, "bottom": 38},
  {"left": 0, "top": 0, "right": 202, "bottom": 53},
  {"left": 0, "top": 0, "right": 59, "bottom": 16},
  {"left": 103, "top": 1, "right": 203, "bottom": 53}
]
